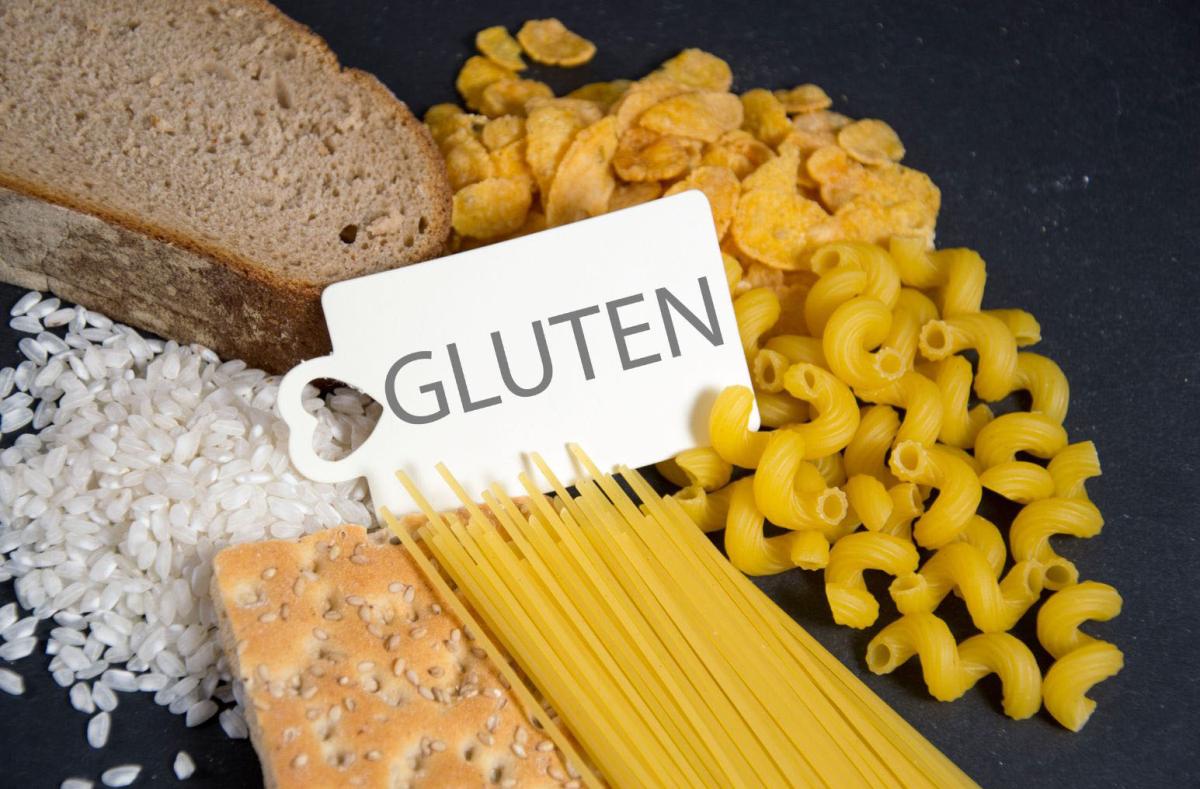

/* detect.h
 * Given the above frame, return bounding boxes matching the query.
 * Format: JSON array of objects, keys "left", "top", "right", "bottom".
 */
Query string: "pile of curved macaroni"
[{"left": 665, "top": 238, "right": 1123, "bottom": 730}]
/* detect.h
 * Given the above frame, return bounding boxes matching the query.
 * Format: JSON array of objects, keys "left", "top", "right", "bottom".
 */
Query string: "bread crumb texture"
[
  {"left": 212, "top": 525, "right": 569, "bottom": 788},
  {"left": 0, "top": 0, "right": 450, "bottom": 287}
]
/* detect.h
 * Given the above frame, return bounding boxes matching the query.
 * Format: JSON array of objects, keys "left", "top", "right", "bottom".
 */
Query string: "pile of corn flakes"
[{"left": 426, "top": 18, "right": 940, "bottom": 302}]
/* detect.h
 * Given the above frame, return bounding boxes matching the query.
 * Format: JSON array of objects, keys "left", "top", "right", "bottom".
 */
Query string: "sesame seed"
[
  {"left": 430, "top": 603, "right": 442, "bottom": 615},
  {"left": 329, "top": 544, "right": 341, "bottom": 560},
  {"left": 350, "top": 555, "right": 369, "bottom": 565},
  {"left": 279, "top": 604, "right": 290, "bottom": 620},
  {"left": 256, "top": 664, "right": 269, "bottom": 681},
  {"left": 358, "top": 607, "right": 372, "bottom": 623},
  {"left": 357, "top": 661, "right": 375, "bottom": 673},
  {"left": 324, "top": 611, "right": 343, "bottom": 621},
  {"left": 537, "top": 740, "right": 555, "bottom": 752},
  {"left": 365, "top": 750, "right": 381, "bottom": 761},
  {"left": 346, "top": 595, "right": 365, "bottom": 606},
  {"left": 313, "top": 628, "right": 328, "bottom": 641},
  {"left": 512, "top": 742, "right": 527, "bottom": 758},
  {"left": 478, "top": 731, "right": 494, "bottom": 746},
  {"left": 329, "top": 705, "right": 343, "bottom": 723},
  {"left": 403, "top": 586, "right": 415, "bottom": 604},
  {"left": 262, "top": 567, "right": 277, "bottom": 579},
  {"left": 362, "top": 678, "right": 379, "bottom": 693},
  {"left": 410, "top": 627, "right": 427, "bottom": 639},
  {"left": 486, "top": 688, "right": 503, "bottom": 699},
  {"left": 450, "top": 628, "right": 461, "bottom": 642},
  {"left": 515, "top": 726, "right": 528, "bottom": 744},
  {"left": 292, "top": 753, "right": 309, "bottom": 768},
  {"left": 502, "top": 779, "right": 518, "bottom": 789},
  {"left": 405, "top": 670, "right": 420, "bottom": 686},
  {"left": 431, "top": 740, "right": 446, "bottom": 752},
  {"left": 428, "top": 666, "right": 444, "bottom": 678},
  {"left": 344, "top": 697, "right": 356, "bottom": 712},
  {"left": 388, "top": 582, "right": 404, "bottom": 593},
  {"left": 293, "top": 578, "right": 305, "bottom": 596},
  {"left": 306, "top": 708, "right": 319, "bottom": 720},
  {"left": 367, "top": 624, "right": 384, "bottom": 638},
  {"left": 258, "top": 611, "right": 277, "bottom": 623},
  {"left": 338, "top": 676, "right": 351, "bottom": 686},
  {"left": 418, "top": 686, "right": 434, "bottom": 701},
  {"left": 392, "top": 658, "right": 406, "bottom": 677},
  {"left": 386, "top": 635, "right": 402, "bottom": 651},
  {"left": 471, "top": 647, "right": 487, "bottom": 659},
  {"left": 302, "top": 685, "right": 317, "bottom": 699},
  {"left": 486, "top": 714, "right": 499, "bottom": 732},
  {"left": 549, "top": 767, "right": 566, "bottom": 781}
]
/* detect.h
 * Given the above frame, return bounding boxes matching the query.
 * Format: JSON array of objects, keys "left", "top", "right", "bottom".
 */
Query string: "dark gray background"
[{"left": 2, "top": 0, "right": 1198, "bottom": 786}]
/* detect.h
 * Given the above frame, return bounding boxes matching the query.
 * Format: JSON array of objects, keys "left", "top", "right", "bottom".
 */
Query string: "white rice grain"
[
  {"left": 0, "top": 666, "right": 24, "bottom": 695},
  {"left": 100, "top": 765, "right": 141, "bottom": 787},
  {"left": 173, "top": 750, "right": 196, "bottom": 780},
  {"left": 218, "top": 708, "right": 249, "bottom": 739},
  {"left": 93, "top": 681, "right": 119, "bottom": 712},
  {"left": 185, "top": 698, "right": 218, "bottom": 727},
  {"left": 70, "top": 682, "right": 95, "bottom": 713},
  {"left": 61, "top": 779, "right": 93, "bottom": 789},
  {"left": 87, "top": 710, "right": 111, "bottom": 748},
  {"left": 0, "top": 635, "right": 36, "bottom": 660}
]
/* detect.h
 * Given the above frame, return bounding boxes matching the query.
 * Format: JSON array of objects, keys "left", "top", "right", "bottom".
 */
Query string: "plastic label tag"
[{"left": 278, "top": 192, "right": 757, "bottom": 513}]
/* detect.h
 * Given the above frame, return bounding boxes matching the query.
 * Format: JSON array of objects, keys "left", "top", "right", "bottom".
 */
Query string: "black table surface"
[{"left": 2, "top": 0, "right": 1198, "bottom": 786}]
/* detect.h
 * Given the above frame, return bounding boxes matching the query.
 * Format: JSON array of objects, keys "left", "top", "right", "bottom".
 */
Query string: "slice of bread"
[
  {"left": 0, "top": 0, "right": 451, "bottom": 372},
  {"left": 211, "top": 525, "right": 573, "bottom": 788}
]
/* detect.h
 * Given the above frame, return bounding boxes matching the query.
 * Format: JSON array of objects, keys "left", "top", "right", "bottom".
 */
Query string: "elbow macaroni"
[
  {"left": 824, "top": 532, "right": 919, "bottom": 628},
  {"left": 889, "top": 440, "right": 982, "bottom": 548},
  {"left": 918, "top": 313, "right": 1018, "bottom": 401}
]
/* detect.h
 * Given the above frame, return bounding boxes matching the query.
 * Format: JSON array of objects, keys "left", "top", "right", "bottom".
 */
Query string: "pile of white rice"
[{"left": 0, "top": 291, "right": 379, "bottom": 767}]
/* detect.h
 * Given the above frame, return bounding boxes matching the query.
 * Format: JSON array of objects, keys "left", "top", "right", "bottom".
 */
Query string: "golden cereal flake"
[
  {"left": 517, "top": 18, "right": 596, "bottom": 67},
  {"left": 479, "top": 78, "right": 554, "bottom": 118},
  {"left": 481, "top": 115, "right": 526, "bottom": 151},
  {"left": 456, "top": 55, "right": 517, "bottom": 111},
  {"left": 740, "top": 144, "right": 801, "bottom": 193},
  {"left": 701, "top": 130, "right": 774, "bottom": 179},
  {"left": 731, "top": 188, "right": 830, "bottom": 270},
  {"left": 524, "top": 101, "right": 603, "bottom": 199},
  {"left": 611, "top": 78, "right": 692, "bottom": 132},
  {"left": 665, "top": 165, "right": 740, "bottom": 239},
  {"left": 453, "top": 178, "right": 533, "bottom": 239},
  {"left": 475, "top": 25, "right": 526, "bottom": 71},
  {"left": 639, "top": 91, "right": 744, "bottom": 143},
  {"left": 443, "top": 132, "right": 494, "bottom": 191},
  {"left": 613, "top": 127, "right": 702, "bottom": 182},
  {"left": 567, "top": 80, "right": 633, "bottom": 111},
  {"left": 740, "top": 88, "right": 792, "bottom": 146},
  {"left": 545, "top": 116, "right": 619, "bottom": 227},
  {"left": 657, "top": 49, "right": 734, "bottom": 92},
  {"left": 775, "top": 84, "right": 833, "bottom": 114},
  {"left": 608, "top": 181, "right": 664, "bottom": 212},
  {"left": 837, "top": 118, "right": 906, "bottom": 165}
]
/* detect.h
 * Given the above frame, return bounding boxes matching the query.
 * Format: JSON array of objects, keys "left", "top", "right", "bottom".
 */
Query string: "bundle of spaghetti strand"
[{"left": 383, "top": 447, "right": 975, "bottom": 789}]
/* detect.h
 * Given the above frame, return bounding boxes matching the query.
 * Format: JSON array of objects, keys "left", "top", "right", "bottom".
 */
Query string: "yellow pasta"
[
  {"left": 857, "top": 371, "right": 944, "bottom": 446},
  {"left": 656, "top": 446, "right": 733, "bottom": 491},
  {"left": 886, "top": 288, "right": 940, "bottom": 367},
  {"left": 958, "top": 514, "right": 1006, "bottom": 577},
  {"left": 805, "top": 242, "right": 901, "bottom": 335},
  {"left": 709, "top": 385, "right": 769, "bottom": 468},
  {"left": 978, "top": 460, "right": 1056, "bottom": 503},
  {"left": 1009, "top": 497, "right": 1105, "bottom": 589},
  {"left": 782, "top": 363, "right": 861, "bottom": 457},
  {"left": 812, "top": 451, "right": 848, "bottom": 487},
  {"left": 888, "top": 235, "right": 941, "bottom": 289},
  {"left": 843, "top": 473, "right": 892, "bottom": 532},
  {"left": 823, "top": 297, "right": 907, "bottom": 390},
  {"left": 755, "top": 390, "right": 810, "bottom": 428},
  {"left": 753, "top": 429, "right": 847, "bottom": 534},
  {"left": 844, "top": 404, "right": 901, "bottom": 485},
  {"left": 986, "top": 308, "right": 1042, "bottom": 347},
  {"left": 1048, "top": 440, "right": 1101, "bottom": 500},
  {"left": 750, "top": 347, "right": 790, "bottom": 393},
  {"left": 973, "top": 411, "right": 1068, "bottom": 469},
  {"left": 722, "top": 252, "right": 744, "bottom": 292},
  {"left": 1008, "top": 352, "right": 1070, "bottom": 423},
  {"left": 726, "top": 476, "right": 819, "bottom": 574},
  {"left": 671, "top": 484, "right": 732, "bottom": 533},
  {"left": 824, "top": 532, "right": 919, "bottom": 628},
  {"left": 919, "top": 357, "right": 993, "bottom": 449},
  {"left": 918, "top": 313, "right": 1018, "bottom": 401},
  {"left": 889, "top": 440, "right": 982, "bottom": 548},
  {"left": 1037, "top": 582, "right": 1124, "bottom": 731},
  {"left": 888, "top": 542, "right": 1043, "bottom": 632},
  {"left": 733, "top": 287, "right": 780, "bottom": 359},
  {"left": 879, "top": 483, "right": 924, "bottom": 542},
  {"left": 866, "top": 613, "right": 1042, "bottom": 719},
  {"left": 930, "top": 247, "right": 986, "bottom": 317},
  {"left": 763, "top": 333, "right": 828, "bottom": 369}
]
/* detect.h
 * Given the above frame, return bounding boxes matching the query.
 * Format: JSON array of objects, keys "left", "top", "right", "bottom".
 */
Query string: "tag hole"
[{"left": 301, "top": 379, "right": 382, "bottom": 462}]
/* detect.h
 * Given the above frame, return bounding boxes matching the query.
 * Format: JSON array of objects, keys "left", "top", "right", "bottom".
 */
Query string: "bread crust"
[{"left": 0, "top": 0, "right": 451, "bottom": 373}]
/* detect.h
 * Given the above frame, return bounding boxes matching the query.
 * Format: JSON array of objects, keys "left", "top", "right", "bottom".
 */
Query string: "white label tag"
[{"left": 277, "top": 191, "right": 758, "bottom": 513}]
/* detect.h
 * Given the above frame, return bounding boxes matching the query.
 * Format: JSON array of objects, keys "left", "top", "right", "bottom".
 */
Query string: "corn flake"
[
  {"left": 665, "top": 165, "right": 740, "bottom": 238},
  {"left": 657, "top": 49, "right": 733, "bottom": 92},
  {"left": 740, "top": 144, "right": 801, "bottom": 193},
  {"left": 489, "top": 139, "right": 534, "bottom": 190},
  {"left": 456, "top": 56, "right": 517, "bottom": 111},
  {"left": 639, "top": 91, "right": 744, "bottom": 143},
  {"left": 613, "top": 128, "right": 701, "bottom": 182},
  {"left": 775, "top": 84, "right": 833, "bottom": 114},
  {"left": 517, "top": 18, "right": 596, "bottom": 67},
  {"left": 567, "top": 80, "right": 632, "bottom": 111},
  {"left": 479, "top": 78, "right": 554, "bottom": 118},
  {"left": 611, "top": 78, "right": 691, "bottom": 132},
  {"left": 443, "top": 132, "right": 494, "bottom": 190},
  {"left": 701, "top": 130, "right": 774, "bottom": 179},
  {"left": 837, "top": 118, "right": 906, "bottom": 165},
  {"left": 805, "top": 145, "right": 858, "bottom": 185},
  {"left": 452, "top": 177, "right": 533, "bottom": 239},
  {"left": 740, "top": 89, "right": 791, "bottom": 146},
  {"left": 609, "top": 181, "right": 663, "bottom": 212},
  {"left": 545, "top": 116, "right": 619, "bottom": 226},
  {"left": 476, "top": 26, "right": 526, "bottom": 71},
  {"left": 481, "top": 115, "right": 526, "bottom": 151},
  {"left": 731, "top": 188, "right": 830, "bottom": 270},
  {"left": 524, "top": 101, "right": 602, "bottom": 198}
]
